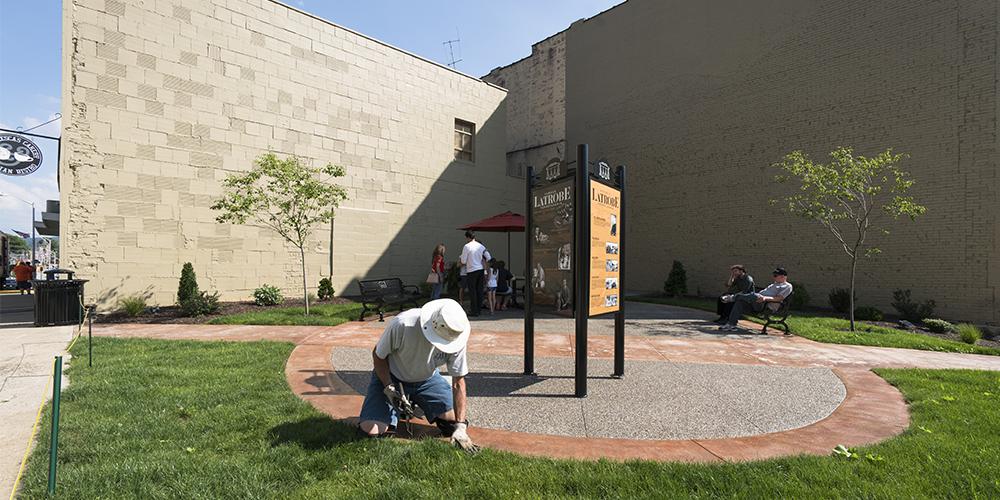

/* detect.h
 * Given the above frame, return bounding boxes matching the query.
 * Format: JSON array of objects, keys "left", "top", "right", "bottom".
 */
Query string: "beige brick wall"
[
  {"left": 61, "top": 0, "right": 520, "bottom": 306},
  {"left": 484, "top": 32, "right": 567, "bottom": 180},
  {"left": 560, "top": 0, "right": 999, "bottom": 323}
]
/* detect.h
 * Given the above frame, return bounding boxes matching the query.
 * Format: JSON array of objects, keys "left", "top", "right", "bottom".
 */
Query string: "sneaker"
[
  {"left": 718, "top": 325, "right": 735, "bottom": 332},
  {"left": 721, "top": 294, "right": 735, "bottom": 303}
]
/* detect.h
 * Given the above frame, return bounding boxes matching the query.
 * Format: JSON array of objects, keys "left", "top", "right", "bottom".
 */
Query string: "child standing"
[{"left": 486, "top": 258, "right": 499, "bottom": 314}]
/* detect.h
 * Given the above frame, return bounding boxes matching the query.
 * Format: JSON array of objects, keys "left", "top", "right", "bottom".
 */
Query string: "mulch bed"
[{"left": 96, "top": 297, "right": 355, "bottom": 325}]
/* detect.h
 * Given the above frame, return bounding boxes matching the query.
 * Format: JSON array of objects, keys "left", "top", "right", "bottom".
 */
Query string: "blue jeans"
[
  {"left": 727, "top": 293, "right": 765, "bottom": 325},
  {"left": 359, "top": 370, "right": 453, "bottom": 426},
  {"left": 431, "top": 280, "right": 443, "bottom": 299}
]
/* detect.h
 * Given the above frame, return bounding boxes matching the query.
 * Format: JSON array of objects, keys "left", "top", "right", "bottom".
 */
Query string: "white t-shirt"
[
  {"left": 759, "top": 281, "right": 793, "bottom": 311},
  {"left": 373, "top": 308, "right": 468, "bottom": 382},
  {"left": 461, "top": 240, "right": 487, "bottom": 272}
]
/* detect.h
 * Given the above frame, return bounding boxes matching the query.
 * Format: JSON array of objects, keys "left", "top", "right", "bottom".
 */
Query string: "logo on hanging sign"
[
  {"left": 0, "top": 134, "right": 43, "bottom": 176},
  {"left": 597, "top": 161, "right": 611, "bottom": 180},
  {"left": 545, "top": 158, "right": 562, "bottom": 181}
]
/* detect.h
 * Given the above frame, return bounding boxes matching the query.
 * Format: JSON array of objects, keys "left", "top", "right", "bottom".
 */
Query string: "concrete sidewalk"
[{"left": 0, "top": 326, "right": 73, "bottom": 499}]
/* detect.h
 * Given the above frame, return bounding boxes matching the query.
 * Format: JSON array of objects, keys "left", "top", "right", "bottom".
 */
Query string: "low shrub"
[
  {"left": 253, "top": 284, "right": 284, "bottom": 306},
  {"left": 180, "top": 291, "right": 220, "bottom": 317},
  {"left": 891, "top": 289, "right": 936, "bottom": 322},
  {"left": 663, "top": 260, "right": 687, "bottom": 297},
  {"left": 923, "top": 318, "right": 956, "bottom": 334},
  {"left": 317, "top": 278, "right": 335, "bottom": 301},
  {"left": 957, "top": 323, "right": 982, "bottom": 345},
  {"left": 118, "top": 295, "right": 147, "bottom": 317},
  {"left": 420, "top": 282, "right": 433, "bottom": 298},
  {"left": 789, "top": 282, "right": 810, "bottom": 309},
  {"left": 853, "top": 306, "right": 884, "bottom": 322},
  {"left": 828, "top": 288, "right": 855, "bottom": 314}
]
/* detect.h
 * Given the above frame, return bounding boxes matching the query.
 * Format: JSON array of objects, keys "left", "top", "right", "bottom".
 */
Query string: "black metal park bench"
[
  {"left": 357, "top": 278, "right": 420, "bottom": 322},
  {"left": 754, "top": 291, "right": 793, "bottom": 335}
]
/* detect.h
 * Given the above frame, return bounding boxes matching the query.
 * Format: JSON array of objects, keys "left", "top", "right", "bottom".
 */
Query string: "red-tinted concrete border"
[{"left": 94, "top": 318, "right": 1000, "bottom": 462}]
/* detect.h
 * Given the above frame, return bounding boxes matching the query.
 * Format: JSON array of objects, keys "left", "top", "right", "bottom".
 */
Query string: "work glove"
[
  {"left": 450, "top": 422, "right": 480, "bottom": 455},
  {"left": 383, "top": 384, "right": 403, "bottom": 408}
]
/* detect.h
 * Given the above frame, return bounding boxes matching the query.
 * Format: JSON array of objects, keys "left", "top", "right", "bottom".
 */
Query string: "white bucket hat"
[{"left": 419, "top": 298, "right": 471, "bottom": 354}]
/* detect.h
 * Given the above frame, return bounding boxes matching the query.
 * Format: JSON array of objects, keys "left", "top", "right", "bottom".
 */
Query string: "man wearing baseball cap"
[
  {"left": 357, "top": 298, "right": 478, "bottom": 452},
  {"left": 719, "top": 267, "right": 793, "bottom": 332}
]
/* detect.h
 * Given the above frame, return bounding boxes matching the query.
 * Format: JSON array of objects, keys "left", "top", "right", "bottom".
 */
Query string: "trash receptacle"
[{"left": 33, "top": 269, "right": 88, "bottom": 327}]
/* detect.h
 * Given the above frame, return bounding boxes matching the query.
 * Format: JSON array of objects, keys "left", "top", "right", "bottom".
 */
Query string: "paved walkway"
[
  {"left": 92, "top": 303, "right": 1000, "bottom": 462},
  {"left": 0, "top": 325, "right": 73, "bottom": 499}
]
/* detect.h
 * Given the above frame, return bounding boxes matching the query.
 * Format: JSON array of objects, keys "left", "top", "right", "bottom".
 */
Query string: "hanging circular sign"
[{"left": 0, "top": 133, "right": 43, "bottom": 176}]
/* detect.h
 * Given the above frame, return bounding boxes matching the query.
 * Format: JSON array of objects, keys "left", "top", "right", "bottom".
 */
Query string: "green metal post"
[
  {"left": 47, "top": 355, "right": 62, "bottom": 495},
  {"left": 88, "top": 307, "right": 93, "bottom": 367}
]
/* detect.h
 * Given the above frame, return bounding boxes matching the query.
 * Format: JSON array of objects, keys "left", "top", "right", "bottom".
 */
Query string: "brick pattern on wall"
[
  {"left": 63, "top": 0, "right": 519, "bottom": 306},
  {"left": 557, "top": 0, "right": 998, "bottom": 323},
  {"left": 484, "top": 32, "right": 567, "bottom": 179}
]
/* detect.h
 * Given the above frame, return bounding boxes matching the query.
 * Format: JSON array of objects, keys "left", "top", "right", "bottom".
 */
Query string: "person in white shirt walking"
[{"left": 460, "top": 231, "right": 489, "bottom": 317}]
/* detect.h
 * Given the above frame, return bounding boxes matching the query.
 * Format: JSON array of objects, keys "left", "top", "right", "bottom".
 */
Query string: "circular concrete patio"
[{"left": 331, "top": 347, "right": 847, "bottom": 440}]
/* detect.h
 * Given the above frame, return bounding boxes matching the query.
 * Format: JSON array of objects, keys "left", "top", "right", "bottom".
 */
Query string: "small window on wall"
[{"left": 454, "top": 119, "right": 475, "bottom": 162}]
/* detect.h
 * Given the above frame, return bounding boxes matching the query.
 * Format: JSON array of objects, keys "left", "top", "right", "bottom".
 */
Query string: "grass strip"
[
  {"left": 18, "top": 337, "right": 1000, "bottom": 498},
  {"left": 630, "top": 296, "right": 1000, "bottom": 356},
  {"left": 207, "top": 302, "right": 363, "bottom": 327}
]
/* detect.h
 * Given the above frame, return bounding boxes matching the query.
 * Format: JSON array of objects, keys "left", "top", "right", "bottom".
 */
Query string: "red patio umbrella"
[{"left": 458, "top": 211, "right": 525, "bottom": 263}]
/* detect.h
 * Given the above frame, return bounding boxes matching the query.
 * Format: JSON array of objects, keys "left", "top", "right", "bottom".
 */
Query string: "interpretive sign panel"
[
  {"left": 589, "top": 180, "right": 621, "bottom": 316},
  {"left": 530, "top": 177, "right": 574, "bottom": 315}
]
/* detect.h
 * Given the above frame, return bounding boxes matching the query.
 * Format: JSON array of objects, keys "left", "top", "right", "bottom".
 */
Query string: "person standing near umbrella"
[
  {"left": 460, "top": 231, "right": 488, "bottom": 317},
  {"left": 430, "top": 244, "right": 447, "bottom": 300}
]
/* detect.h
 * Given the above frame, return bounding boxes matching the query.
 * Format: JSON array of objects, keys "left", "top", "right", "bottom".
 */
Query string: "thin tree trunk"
[
  {"left": 300, "top": 246, "right": 309, "bottom": 315},
  {"left": 849, "top": 255, "right": 857, "bottom": 331}
]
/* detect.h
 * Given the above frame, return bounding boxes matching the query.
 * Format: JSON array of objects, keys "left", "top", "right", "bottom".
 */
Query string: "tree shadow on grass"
[{"left": 268, "top": 416, "right": 363, "bottom": 450}]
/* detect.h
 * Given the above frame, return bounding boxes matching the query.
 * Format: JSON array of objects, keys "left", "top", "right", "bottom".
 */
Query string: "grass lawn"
[
  {"left": 19, "top": 338, "right": 1000, "bottom": 498},
  {"left": 207, "top": 302, "right": 362, "bottom": 327},
  {"left": 631, "top": 296, "right": 1000, "bottom": 356}
]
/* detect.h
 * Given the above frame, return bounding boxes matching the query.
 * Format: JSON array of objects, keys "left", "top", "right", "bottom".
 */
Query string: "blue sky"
[{"left": 0, "top": 0, "right": 621, "bottom": 236}]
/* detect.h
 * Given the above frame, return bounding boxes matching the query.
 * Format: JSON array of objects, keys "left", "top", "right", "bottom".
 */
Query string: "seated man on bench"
[{"left": 719, "top": 267, "right": 793, "bottom": 332}]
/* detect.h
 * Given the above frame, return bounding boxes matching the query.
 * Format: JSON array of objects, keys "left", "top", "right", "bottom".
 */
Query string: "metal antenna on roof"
[{"left": 443, "top": 27, "right": 462, "bottom": 69}]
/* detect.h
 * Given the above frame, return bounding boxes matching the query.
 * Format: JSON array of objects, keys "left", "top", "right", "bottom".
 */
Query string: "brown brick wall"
[{"left": 495, "top": 0, "right": 998, "bottom": 323}]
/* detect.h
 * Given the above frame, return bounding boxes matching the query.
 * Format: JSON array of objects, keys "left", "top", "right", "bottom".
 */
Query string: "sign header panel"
[{"left": 589, "top": 179, "right": 620, "bottom": 316}]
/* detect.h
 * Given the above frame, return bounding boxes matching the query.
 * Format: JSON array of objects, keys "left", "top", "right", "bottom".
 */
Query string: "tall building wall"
[
  {"left": 61, "top": 0, "right": 518, "bottom": 306},
  {"left": 495, "top": 0, "right": 999, "bottom": 323},
  {"left": 483, "top": 32, "right": 567, "bottom": 180},
  {"left": 563, "top": 0, "right": 998, "bottom": 323}
]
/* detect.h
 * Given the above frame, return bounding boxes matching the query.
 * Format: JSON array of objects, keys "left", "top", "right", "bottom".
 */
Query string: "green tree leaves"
[
  {"left": 211, "top": 153, "right": 348, "bottom": 314},
  {"left": 772, "top": 147, "right": 926, "bottom": 330}
]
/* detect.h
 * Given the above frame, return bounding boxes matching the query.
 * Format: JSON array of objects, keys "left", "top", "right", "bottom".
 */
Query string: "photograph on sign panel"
[
  {"left": 605, "top": 278, "right": 618, "bottom": 290},
  {"left": 606, "top": 259, "right": 618, "bottom": 272},
  {"left": 605, "top": 295, "right": 618, "bottom": 307},
  {"left": 610, "top": 214, "right": 617, "bottom": 236},
  {"left": 557, "top": 243, "right": 571, "bottom": 271},
  {"left": 605, "top": 242, "right": 618, "bottom": 254}
]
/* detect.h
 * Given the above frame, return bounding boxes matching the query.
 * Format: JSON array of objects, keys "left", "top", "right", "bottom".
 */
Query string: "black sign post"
[
  {"left": 525, "top": 144, "right": 625, "bottom": 398},
  {"left": 524, "top": 166, "right": 535, "bottom": 375},
  {"left": 574, "top": 144, "right": 591, "bottom": 398},
  {"left": 613, "top": 164, "right": 626, "bottom": 378}
]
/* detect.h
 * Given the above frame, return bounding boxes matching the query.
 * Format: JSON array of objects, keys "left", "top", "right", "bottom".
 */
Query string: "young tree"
[
  {"left": 773, "top": 147, "right": 925, "bottom": 331},
  {"left": 211, "top": 153, "right": 347, "bottom": 314}
]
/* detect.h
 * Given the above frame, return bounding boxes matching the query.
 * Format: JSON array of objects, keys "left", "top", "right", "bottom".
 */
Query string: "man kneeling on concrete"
[
  {"left": 358, "top": 298, "right": 478, "bottom": 452},
  {"left": 719, "top": 267, "right": 793, "bottom": 332}
]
